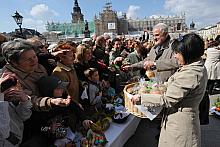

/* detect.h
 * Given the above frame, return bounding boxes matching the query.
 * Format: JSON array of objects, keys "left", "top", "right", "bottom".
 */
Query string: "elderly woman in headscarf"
[{"left": 1, "top": 39, "right": 70, "bottom": 111}]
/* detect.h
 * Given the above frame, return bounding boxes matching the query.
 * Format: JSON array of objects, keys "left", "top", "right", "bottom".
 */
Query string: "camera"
[{"left": 1, "top": 78, "right": 17, "bottom": 92}]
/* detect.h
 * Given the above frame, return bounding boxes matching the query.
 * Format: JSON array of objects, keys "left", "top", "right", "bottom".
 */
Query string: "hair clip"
[{"left": 177, "top": 35, "right": 183, "bottom": 42}]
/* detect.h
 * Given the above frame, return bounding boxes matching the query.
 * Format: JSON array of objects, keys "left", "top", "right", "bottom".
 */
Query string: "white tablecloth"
[{"left": 105, "top": 115, "right": 141, "bottom": 147}]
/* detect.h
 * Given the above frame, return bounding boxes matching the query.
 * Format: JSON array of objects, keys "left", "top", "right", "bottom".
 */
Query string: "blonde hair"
[{"left": 75, "top": 44, "right": 92, "bottom": 63}]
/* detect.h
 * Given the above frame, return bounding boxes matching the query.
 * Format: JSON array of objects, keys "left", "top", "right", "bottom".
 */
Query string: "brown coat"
[
  {"left": 142, "top": 59, "right": 208, "bottom": 147},
  {"left": 1, "top": 64, "right": 51, "bottom": 111},
  {"left": 52, "top": 62, "right": 79, "bottom": 102}
]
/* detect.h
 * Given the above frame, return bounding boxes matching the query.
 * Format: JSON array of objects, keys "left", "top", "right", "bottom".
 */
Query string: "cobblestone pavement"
[
  {"left": 201, "top": 115, "right": 220, "bottom": 147},
  {"left": 124, "top": 115, "right": 220, "bottom": 147}
]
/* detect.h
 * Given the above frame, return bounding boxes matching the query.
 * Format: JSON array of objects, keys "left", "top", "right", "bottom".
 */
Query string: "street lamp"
[{"left": 12, "top": 11, "right": 23, "bottom": 35}]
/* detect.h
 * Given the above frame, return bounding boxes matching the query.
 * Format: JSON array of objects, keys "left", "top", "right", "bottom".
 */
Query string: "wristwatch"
[{"left": 150, "top": 62, "right": 157, "bottom": 70}]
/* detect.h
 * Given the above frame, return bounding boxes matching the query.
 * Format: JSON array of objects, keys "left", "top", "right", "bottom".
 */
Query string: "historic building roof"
[{"left": 71, "top": 0, "right": 84, "bottom": 23}]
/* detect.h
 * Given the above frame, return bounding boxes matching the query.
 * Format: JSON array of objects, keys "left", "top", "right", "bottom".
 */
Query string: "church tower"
[{"left": 71, "top": 0, "right": 84, "bottom": 23}]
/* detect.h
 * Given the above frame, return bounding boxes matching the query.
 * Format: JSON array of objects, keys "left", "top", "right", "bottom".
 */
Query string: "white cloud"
[
  {"left": 117, "top": 11, "right": 123, "bottom": 17},
  {"left": 149, "top": 14, "right": 169, "bottom": 19},
  {"left": 23, "top": 18, "right": 46, "bottom": 33},
  {"left": 126, "top": 5, "right": 140, "bottom": 19},
  {"left": 22, "top": 4, "right": 59, "bottom": 33},
  {"left": 164, "top": 0, "right": 220, "bottom": 28},
  {"left": 30, "top": 4, "right": 58, "bottom": 19}
]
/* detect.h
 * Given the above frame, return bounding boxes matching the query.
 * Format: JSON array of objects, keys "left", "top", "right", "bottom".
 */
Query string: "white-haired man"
[{"left": 123, "top": 23, "right": 179, "bottom": 83}]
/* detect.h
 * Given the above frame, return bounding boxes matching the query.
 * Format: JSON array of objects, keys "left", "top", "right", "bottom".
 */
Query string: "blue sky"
[{"left": 1, "top": 0, "right": 220, "bottom": 33}]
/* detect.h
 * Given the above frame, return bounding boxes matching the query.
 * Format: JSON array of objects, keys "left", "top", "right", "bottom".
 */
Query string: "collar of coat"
[
  {"left": 4, "top": 63, "right": 46, "bottom": 80},
  {"left": 56, "top": 62, "right": 75, "bottom": 72},
  {"left": 178, "top": 58, "right": 205, "bottom": 71}
]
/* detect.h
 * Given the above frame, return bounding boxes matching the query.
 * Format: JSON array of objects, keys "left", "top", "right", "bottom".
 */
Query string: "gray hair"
[
  {"left": 1, "top": 39, "right": 34, "bottom": 64},
  {"left": 153, "top": 23, "right": 168, "bottom": 34}
]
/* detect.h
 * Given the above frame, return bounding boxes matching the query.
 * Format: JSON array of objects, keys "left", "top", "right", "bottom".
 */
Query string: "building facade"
[
  {"left": 94, "top": 3, "right": 187, "bottom": 36},
  {"left": 127, "top": 15, "right": 187, "bottom": 33},
  {"left": 94, "top": 2, "right": 128, "bottom": 36},
  {"left": 197, "top": 22, "right": 220, "bottom": 40}
]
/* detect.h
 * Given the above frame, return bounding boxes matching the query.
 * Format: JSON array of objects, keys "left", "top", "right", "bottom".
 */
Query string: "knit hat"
[
  {"left": 37, "top": 76, "right": 69, "bottom": 97},
  {"left": 1, "top": 38, "right": 35, "bottom": 64}
]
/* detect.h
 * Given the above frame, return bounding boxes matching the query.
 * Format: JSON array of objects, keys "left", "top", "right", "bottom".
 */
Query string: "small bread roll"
[{"left": 145, "top": 71, "right": 155, "bottom": 78}]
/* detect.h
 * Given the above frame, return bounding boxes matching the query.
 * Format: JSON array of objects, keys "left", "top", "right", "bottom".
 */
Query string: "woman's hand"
[
  {"left": 131, "top": 94, "right": 140, "bottom": 105},
  {"left": 113, "top": 57, "right": 124, "bottom": 65},
  {"left": 4, "top": 89, "right": 29, "bottom": 102},
  {"left": 50, "top": 98, "right": 71, "bottom": 107},
  {"left": 98, "top": 91, "right": 102, "bottom": 97},
  {"left": 78, "top": 103, "right": 84, "bottom": 110},
  {"left": 82, "top": 120, "right": 93, "bottom": 129},
  {"left": 51, "top": 49, "right": 70, "bottom": 57},
  {"left": 50, "top": 122, "right": 62, "bottom": 133},
  {"left": 0, "top": 72, "right": 16, "bottom": 85}
]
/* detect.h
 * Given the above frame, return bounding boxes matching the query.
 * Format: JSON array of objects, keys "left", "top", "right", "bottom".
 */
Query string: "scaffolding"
[{"left": 46, "top": 21, "right": 95, "bottom": 37}]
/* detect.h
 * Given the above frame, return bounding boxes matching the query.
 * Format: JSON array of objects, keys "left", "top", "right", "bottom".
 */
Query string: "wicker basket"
[{"left": 123, "top": 83, "right": 147, "bottom": 118}]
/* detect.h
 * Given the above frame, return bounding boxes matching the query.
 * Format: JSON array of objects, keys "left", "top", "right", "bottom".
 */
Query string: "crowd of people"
[{"left": 0, "top": 22, "right": 220, "bottom": 147}]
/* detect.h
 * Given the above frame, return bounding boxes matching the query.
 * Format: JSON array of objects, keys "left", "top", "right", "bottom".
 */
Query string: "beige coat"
[
  {"left": 52, "top": 62, "right": 79, "bottom": 102},
  {"left": 142, "top": 59, "right": 208, "bottom": 147},
  {"left": 1, "top": 64, "right": 50, "bottom": 111},
  {"left": 204, "top": 47, "right": 220, "bottom": 80}
]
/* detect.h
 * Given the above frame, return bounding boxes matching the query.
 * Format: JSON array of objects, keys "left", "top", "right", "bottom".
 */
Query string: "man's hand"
[
  {"left": 121, "top": 64, "right": 132, "bottom": 71},
  {"left": 143, "top": 60, "right": 154, "bottom": 70}
]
